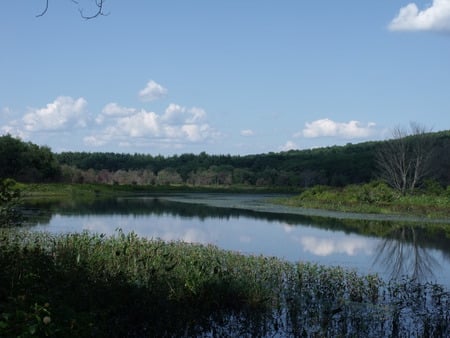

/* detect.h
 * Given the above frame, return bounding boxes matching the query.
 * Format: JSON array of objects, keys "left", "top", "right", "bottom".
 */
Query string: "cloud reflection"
[
  {"left": 81, "top": 217, "right": 216, "bottom": 245},
  {"left": 299, "top": 235, "right": 373, "bottom": 257}
]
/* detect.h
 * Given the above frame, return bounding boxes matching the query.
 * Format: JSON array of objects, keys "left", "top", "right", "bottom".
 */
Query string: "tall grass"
[
  {"left": 277, "top": 181, "right": 450, "bottom": 219},
  {"left": 1, "top": 229, "right": 448, "bottom": 337}
]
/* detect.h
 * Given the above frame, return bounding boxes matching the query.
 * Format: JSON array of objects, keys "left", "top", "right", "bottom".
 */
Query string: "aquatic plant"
[{"left": 0, "top": 229, "right": 448, "bottom": 337}]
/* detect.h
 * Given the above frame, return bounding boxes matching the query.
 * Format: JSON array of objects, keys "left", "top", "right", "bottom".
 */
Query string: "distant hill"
[
  {"left": 1, "top": 130, "right": 449, "bottom": 188},
  {"left": 55, "top": 130, "right": 450, "bottom": 188}
]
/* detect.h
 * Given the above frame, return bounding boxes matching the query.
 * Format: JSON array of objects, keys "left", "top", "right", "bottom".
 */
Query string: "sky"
[{"left": 1, "top": 0, "right": 450, "bottom": 156}]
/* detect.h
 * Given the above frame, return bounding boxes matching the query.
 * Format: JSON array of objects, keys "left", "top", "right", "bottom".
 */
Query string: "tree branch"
[
  {"left": 36, "top": 0, "right": 49, "bottom": 18},
  {"left": 79, "top": 0, "right": 108, "bottom": 20},
  {"left": 36, "top": 0, "right": 108, "bottom": 19}
]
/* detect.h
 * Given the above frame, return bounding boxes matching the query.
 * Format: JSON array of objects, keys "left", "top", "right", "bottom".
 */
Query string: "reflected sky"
[{"left": 24, "top": 195, "right": 450, "bottom": 289}]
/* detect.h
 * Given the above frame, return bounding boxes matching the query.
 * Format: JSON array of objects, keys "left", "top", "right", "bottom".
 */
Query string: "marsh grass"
[
  {"left": 1, "top": 229, "right": 448, "bottom": 337},
  {"left": 277, "top": 182, "right": 450, "bottom": 219}
]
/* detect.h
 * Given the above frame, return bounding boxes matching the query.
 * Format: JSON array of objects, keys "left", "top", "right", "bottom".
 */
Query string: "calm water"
[{"left": 23, "top": 193, "right": 450, "bottom": 289}]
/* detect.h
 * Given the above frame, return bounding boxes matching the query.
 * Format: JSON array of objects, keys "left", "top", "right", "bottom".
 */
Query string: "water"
[{"left": 23, "top": 193, "right": 450, "bottom": 289}]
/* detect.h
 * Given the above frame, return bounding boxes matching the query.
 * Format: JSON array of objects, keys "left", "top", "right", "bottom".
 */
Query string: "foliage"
[
  {"left": 0, "top": 134, "right": 60, "bottom": 183},
  {"left": 0, "top": 229, "right": 448, "bottom": 337},
  {"left": 53, "top": 130, "right": 450, "bottom": 189},
  {"left": 2, "top": 130, "right": 450, "bottom": 189},
  {"left": 0, "top": 179, "right": 22, "bottom": 227},
  {"left": 277, "top": 181, "right": 450, "bottom": 218}
]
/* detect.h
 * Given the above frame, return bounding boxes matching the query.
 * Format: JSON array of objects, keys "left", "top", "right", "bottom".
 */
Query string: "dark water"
[{"left": 23, "top": 193, "right": 450, "bottom": 289}]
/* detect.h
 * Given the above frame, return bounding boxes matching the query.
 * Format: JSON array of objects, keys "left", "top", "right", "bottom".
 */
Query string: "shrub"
[
  {"left": 357, "top": 181, "right": 396, "bottom": 204},
  {"left": 0, "top": 179, "right": 22, "bottom": 227}
]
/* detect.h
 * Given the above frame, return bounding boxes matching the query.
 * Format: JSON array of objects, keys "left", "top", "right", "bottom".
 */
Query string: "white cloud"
[
  {"left": 300, "top": 236, "right": 372, "bottom": 257},
  {"left": 102, "top": 102, "right": 136, "bottom": 117},
  {"left": 138, "top": 80, "right": 168, "bottom": 102},
  {"left": 389, "top": 0, "right": 450, "bottom": 31},
  {"left": 118, "top": 111, "right": 160, "bottom": 137},
  {"left": 298, "top": 118, "right": 376, "bottom": 139},
  {"left": 162, "top": 103, "right": 206, "bottom": 124},
  {"left": 1, "top": 124, "right": 27, "bottom": 139},
  {"left": 279, "top": 140, "right": 297, "bottom": 151},
  {"left": 96, "top": 103, "right": 137, "bottom": 124},
  {"left": 240, "top": 129, "right": 255, "bottom": 136},
  {"left": 22, "top": 96, "right": 87, "bottom": 132},
  {"left": 86, "top": 103, "right": 219, "bottom": 148}
]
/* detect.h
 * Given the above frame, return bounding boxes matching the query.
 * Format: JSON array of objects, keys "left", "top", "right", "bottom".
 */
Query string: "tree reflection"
[{"left": 373, "top": 225, "right": 440, "bottom": 282}]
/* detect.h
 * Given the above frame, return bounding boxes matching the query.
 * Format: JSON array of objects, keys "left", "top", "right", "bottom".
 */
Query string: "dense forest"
[{"left": 1, "top": 131, "right": 449, "bottom": 188}]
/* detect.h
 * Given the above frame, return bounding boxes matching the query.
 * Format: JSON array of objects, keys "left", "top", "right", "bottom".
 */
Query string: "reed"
[{"left": 1, "top": 229, "right": 448, "bottom": 337}]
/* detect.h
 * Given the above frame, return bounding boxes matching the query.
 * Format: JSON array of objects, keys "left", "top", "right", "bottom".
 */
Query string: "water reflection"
[
  {"left": 298, "top": 236, "right": 373, "bottom": 257},
  {"left": 22, "top": 194, "right": 450, "bottom": 287},
  {"left": 373, "top": 225, "right": 440, "bottom": 282}
]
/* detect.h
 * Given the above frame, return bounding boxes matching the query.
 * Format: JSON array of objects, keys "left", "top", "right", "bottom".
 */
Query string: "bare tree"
[
  {"left": 376, "top": 122, "right": 434, "bottom": 195},
  {"left": 372, "top": 225, "right": 439, "bottom": 282},
  {"left": 36, "top": 0, "right": 107, "bottom": 19}
]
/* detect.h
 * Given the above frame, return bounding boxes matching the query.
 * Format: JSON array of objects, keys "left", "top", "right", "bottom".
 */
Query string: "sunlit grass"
[{"left": 276, "top": 182, "right": 450, "bottom": 219}]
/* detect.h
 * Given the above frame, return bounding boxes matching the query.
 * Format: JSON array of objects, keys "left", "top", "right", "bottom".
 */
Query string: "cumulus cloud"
[
  {"left": 96, "top": 103, "right": 137, "bottom": 124},
  {"left": 279, "top": 140, "right": 297, "bottom": 151},
  {"left": 300, "top": 236, "right": 372, "bottom": 257},
  {"left": 138, "top": 80, "right": 168, "bottom": 102},
  {"left": 297, "top": 118, "right": 376, "bottom": 139},
  {"left": 86, "top": 103, "right": 219, "bottom": 148},
  {"left": 102, "top": 102, "right": 136, "bottom": 117},
  {"left": 22, "top": 96, "right": 87, "bottom": 131},
  {"left": 240, "top": 129, "right": 255, "bottom": 136},
  {"left": 389, "top": 0, "right": 450, "bottom": 31},
  {"left": 1, "top": 124, "right": 27, "bottom": 139},
  {"left": 162, "top": 103, "right": 206, "bottom": 124}
]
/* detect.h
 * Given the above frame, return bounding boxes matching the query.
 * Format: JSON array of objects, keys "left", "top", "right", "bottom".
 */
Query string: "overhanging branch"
[
  {"left": 79, "top": 0, "right": 108, "bottom": 20},
  {"left": 36, "top": 0, "right": 49, "bottom": 17},
  {"left": 36, "top": 0, "right": 108, "bottom": 19}
]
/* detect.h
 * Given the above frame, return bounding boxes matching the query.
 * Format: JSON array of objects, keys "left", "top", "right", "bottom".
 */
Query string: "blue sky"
[{"left": 1, "top": 1, "right": 450, "bottom": 155}]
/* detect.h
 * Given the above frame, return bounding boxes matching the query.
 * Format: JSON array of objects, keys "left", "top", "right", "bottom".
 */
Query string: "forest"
[{"left": 1, "top": 130, "right": 449, "bottom": 189}]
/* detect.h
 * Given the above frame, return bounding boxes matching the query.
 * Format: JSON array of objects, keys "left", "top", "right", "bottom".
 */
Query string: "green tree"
[
  {"left": 0, "top": 134, "right": 61, "bottom": 182},
  {"left": 0, "top": 179, "right": 22, "bottom": 227}
]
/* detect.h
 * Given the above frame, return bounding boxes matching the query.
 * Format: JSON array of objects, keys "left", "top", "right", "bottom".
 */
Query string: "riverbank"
[
  {"left": 19, "top": 182, "right": 450, "bottom": 220},
  {"left": 273, "top": 182, "right": 450, "bottom": 220},
  {"left": 1, "top": 229, "right": 448, "bottom": 337},
  {"left": 18, "top": 182, "right": 450, "bottom": 227},
  {"left": 19, "top": 182, "right": 297, "bottom": 200}
]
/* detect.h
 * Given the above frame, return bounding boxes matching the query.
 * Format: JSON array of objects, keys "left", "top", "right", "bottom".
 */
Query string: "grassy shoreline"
[
  {"left": 19, "top": 182, "right": 298, "bottom": 199},
  {"left": 19, "top": 182, "right": 450, "bottom": 218},
  {"left": 273, "top": 182, "right": 450, "bottom": 219},
  {"left": 3, "top": 182, "right": 450, "bottom": 336},
  {"left": 1, "top": 229, "right": 448, "bottom": 337}
]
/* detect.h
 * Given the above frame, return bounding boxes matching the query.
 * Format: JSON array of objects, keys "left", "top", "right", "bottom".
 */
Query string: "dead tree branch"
[
  {"left": 36, "top": 0, "right": 49, "bottom": 17},
  {"left": 36, "top": 0, "right": 108, "bottom": 19},
  {"left": 79, "top": 0, "right": 107, "bottom": 20}
]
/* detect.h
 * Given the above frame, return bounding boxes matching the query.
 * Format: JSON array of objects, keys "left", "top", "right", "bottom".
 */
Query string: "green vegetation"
[
  {"left": 1, "top": 131, "right": 449, "bottom": 336},
  {"left": 1, "top": 229, "right": 448, "bottom": 337},
  {"left": 0, "top": 134, "right": 60, "bottom": 183},
  {"left": 2, "top": 130, "right": 450, "bottom": 189},
  {"left": 0, "top": 179, "right": 22, "bottom": 227},
  {"left": 275, "top": 181, "right": 450, "bottom": 219}
]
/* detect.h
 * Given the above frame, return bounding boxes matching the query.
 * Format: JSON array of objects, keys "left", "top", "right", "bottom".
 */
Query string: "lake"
[{"left": 23, "top": 193, "right": 450, "bottom": 289}]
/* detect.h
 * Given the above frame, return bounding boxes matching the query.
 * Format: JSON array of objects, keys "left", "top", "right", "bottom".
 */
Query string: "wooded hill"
[{"left": 1, "top": 130, "right": 449, "bottom": 188}]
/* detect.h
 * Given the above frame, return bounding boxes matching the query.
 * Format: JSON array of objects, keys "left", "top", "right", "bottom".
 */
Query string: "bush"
[
  {"left": 357, "top": 181, "right": 396, "bottom": 204},
  {"left": 0, "top": 179, "right": 22, "bottom": 227},
  {"left": 423, "top": 179, "right": 445, "bottom": 196}
]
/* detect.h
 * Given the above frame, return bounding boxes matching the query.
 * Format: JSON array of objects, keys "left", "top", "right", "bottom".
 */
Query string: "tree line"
[{"left": 1, "top": 129, "right": 449, "bottom": 191}]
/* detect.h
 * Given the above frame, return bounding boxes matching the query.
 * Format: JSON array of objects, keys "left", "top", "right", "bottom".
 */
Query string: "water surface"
[{"left": 24, "top": 193, "right": 450, "bottom": 289}]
